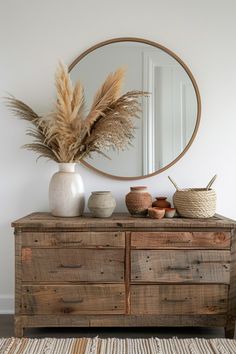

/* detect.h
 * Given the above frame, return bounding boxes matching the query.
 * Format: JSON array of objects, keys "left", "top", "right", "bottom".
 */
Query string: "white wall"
[{"left": 0, "top": 0, "right": 236, "bottom": 314}]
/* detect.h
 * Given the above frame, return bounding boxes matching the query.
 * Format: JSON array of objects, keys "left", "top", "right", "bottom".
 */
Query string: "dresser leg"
[
  {"left": 224, "top": 321, "right": 235, "bottom": 339},
  {"left": 15, "top": 317, "right": 24, "bottom": 337}
]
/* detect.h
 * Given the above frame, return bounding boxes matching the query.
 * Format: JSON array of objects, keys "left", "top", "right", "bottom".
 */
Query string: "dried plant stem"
[{"left": 6, "top": 63, "right": 148, "bottom": 163}]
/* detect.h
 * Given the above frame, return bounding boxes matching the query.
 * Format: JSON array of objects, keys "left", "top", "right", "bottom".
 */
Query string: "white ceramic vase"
[
  {"left": 88, "top": 191, "right": 116, "bottom": 218},
  {"left": 49, "top": 163, "right": 85, "bottom": 217}
]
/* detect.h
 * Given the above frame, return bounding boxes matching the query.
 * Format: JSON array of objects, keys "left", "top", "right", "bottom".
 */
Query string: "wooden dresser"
[{"left": 12, "top": 212, "right": 236, "bottom": 337}]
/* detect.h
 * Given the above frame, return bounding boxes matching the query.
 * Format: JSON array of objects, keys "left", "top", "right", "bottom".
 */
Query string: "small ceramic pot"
[
  {"left": 88, "top": 191, "right": 116, "bottom": 218},
  {"left": 148, "top": 207, "right": 165, "bottom": 219},
  {"left": 125, "top": 186, "right": 152, "bottom": 217},
  {"left": 152, "top": 197, "right": 171, "bottom": 208},
  {"left": 165, "top": 207, "right": 176, "bottom": 218}
]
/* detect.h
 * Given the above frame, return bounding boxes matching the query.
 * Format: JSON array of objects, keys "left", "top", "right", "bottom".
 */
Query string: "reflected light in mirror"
[{"left": 69, "top": 38, "right": 201, "bottom": 180}]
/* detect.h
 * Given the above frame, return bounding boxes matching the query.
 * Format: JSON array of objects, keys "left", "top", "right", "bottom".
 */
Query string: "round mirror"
[{"left": 69, "top": 38, "right": 201, "bottom": 180}]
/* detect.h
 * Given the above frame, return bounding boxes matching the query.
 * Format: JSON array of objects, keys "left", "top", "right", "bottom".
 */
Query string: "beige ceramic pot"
[
  {"left": 88, "top": 191, "right": 116, "bottom": 218},
  {"left": 49, "top": 163, "right": 85, "bottom": 217},
  {"left": 125, "top": 186, "right": 152, "bottom": 217}
]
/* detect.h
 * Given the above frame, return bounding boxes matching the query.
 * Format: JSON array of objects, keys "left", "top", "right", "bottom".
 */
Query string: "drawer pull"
[
  {"left": 61, "top": 298, "right": 84, "bottom": 304},
  {"left": 167, "top": 266, "right": 190, "bottom": 271},
  {"left": 59, "top": 264, "right": 82, "bottom": 269},
  {"left": 167, "top": 240, "right": 191, "bottom": 244},
  {"left": 58, "top": 240, "right": 83, "bottom": 244},
  {"left": 164, "top": 298, "right": 188, "bottom": 303}
]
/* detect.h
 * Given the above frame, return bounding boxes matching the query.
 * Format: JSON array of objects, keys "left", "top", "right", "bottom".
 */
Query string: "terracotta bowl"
[
  {"left": 148, "top": 207, "right": 165, "bottom": 219},
  {"left": 165, "top": 207, "right": 176, "bottom": 218}
]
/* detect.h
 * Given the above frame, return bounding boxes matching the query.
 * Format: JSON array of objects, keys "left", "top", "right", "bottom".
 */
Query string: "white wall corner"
[{"left": 0, "top": 295, "right": 14, "bottom": 314}]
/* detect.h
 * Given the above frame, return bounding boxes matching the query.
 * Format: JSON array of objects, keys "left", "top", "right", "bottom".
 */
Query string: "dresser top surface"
[{"left": 12, "top": 212, "right": 236, "bottom": 230}]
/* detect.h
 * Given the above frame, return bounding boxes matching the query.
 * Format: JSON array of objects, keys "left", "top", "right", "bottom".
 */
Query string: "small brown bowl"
[
  {"left": 165, "top": 207, "right": 176, "bottom": 218},
  {"left": 148, "top": 207, "right": 165, "bottom": 219}
]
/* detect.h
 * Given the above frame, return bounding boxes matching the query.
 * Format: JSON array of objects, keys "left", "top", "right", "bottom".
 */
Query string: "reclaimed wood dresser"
[{"left": 12, "top": 212, "right": 236, "bottom": 337}]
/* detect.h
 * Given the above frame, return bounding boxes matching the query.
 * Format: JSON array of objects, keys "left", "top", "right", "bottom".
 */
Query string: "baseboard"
[{"left": 0, "top": 295, "right": 14, "bottom": 314}]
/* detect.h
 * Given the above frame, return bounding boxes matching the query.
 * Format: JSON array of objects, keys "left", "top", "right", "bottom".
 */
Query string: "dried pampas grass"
[{"left": 6, "top": 62, "right": 148, "bottom": 162}]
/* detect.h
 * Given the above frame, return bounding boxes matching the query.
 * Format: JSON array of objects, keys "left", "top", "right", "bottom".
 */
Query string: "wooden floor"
[{"left": 0, "top": 315, "right": 231, "bottom": 339}]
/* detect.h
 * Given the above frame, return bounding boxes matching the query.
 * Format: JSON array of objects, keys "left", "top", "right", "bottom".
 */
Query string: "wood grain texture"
[
  {"left": 22, "top": 284, "right": 125, "bottom": 315},
  {"left": 15, "top": 230, "right": 23, "bottom": 337},
  {"left": 15, "top": 316, "right": 23, "bottom": 337},
  {"left": 131, "top": 285, "right": 228, "bottom": 315},
  {"left": 125, "top": 232, "right": 131, "bottom": 314},
  {"left": 225, "top": 228, "right": 236, "bottom": 338},
  {"left": 12, "top": 212, "right": 236, "bottom": 230},
  {"left": 20, "top": 314, "right": 227, "bottom": 328},
  {"left": 12, "top": 212, "right": 236, "bottom": 336},
  {"left": 21, "top": 248, "right": 125, "bottom": 282},
  {"left": 21, "top": 231, "right": 125, "bottom": 248},
  {"left": 131, "top": 232, "right": 231, "bottom": 249},
  {"left": 131, "top": 250, "right": 230, "bottom": 283},
  {"left": 15, "top": 231, "right": 22, "bottom": 314}
]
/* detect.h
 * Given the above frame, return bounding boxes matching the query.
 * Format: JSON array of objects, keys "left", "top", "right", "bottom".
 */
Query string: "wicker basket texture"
[{"left": 168, "top": 175, "right": 217, "bottom": 218}]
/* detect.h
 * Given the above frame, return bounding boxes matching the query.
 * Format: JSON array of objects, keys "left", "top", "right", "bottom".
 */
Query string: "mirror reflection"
[{"left": 70, "top": 40, "right": 200, "bottom": 178}]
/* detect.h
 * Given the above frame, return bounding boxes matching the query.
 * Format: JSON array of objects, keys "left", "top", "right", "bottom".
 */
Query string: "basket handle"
[
  {"left": 168, "top": 176, "right": 179, "bottom": 191},
  {"left": 206, "top": 175, "right": 217, "bottom": 190}
]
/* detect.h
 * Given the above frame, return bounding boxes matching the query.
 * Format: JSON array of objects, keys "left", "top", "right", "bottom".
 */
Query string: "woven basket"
[{"left": 168, "top": 175, "right": 217, "bottom": 218}]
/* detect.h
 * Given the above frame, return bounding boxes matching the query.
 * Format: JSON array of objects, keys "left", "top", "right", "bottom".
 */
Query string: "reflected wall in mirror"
[{"left": 69, "top": 38, "right": 201, "bottom": 180}]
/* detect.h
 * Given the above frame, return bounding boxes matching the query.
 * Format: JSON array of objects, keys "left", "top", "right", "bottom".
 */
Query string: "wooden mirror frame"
[{"left": 69, "top": 37, "right": 201, "bottom": 180}]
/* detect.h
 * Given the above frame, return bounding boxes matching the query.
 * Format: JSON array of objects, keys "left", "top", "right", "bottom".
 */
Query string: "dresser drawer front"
[
  {"left": 131, "top": 285, "right": 228, "bottom": 315},
  {"left": 21, "top": 231, "right": 125, "bottom": 248},
  {"left": 131, "top": 232, "right": 231, "bottom": 249},
  {"left": 131, "top": 250, "right": 230, "bottom": 283},
  {"left": 22, "top": 249, "right": 124, "bottom": 282},
  {"left": 22, "top": 284, "right": 125, "bottom": 314}
]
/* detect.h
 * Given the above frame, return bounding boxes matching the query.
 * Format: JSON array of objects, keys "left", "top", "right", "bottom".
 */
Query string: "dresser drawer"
[
  {"left": 131, "top": 232, "right": 231, "bottom": 249},
  {"left": 22, "top": 284, "right": 125, "bottom": 314},
  {"left": 21, "top": 231, "right": 125, "bottom": 248},
  {"left": 22, "top": 248, "right": 124, "bottom": 282},
  {"left": 131, "top": 250, "right": 230, "bottom": 283},
  {"left": 131, "top": 285, "right": 228, "bottom": 315}
]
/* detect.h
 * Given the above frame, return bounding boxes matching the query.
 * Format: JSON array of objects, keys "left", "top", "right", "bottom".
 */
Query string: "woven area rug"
[{"left": 1, "top": 337, "right": 236, "bottom": 354}]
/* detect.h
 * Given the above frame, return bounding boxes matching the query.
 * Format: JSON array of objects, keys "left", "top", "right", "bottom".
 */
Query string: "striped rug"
[{"left": 1, "top": 337, "right": 236, "bottom": 354}]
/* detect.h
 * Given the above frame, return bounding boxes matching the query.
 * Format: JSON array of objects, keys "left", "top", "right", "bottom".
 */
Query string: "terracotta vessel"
[
  {"left": 125, "top": 186, "right": 152, "bottom": 217},
  {"left": 152, "top": 197, "right": 171, "bottom": 208},
  {"left": 148, "top": 207, "right": 165, "bottom": 219},
  {"left": 88, "top": 191, "right": 116, "bottom": 218}
]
